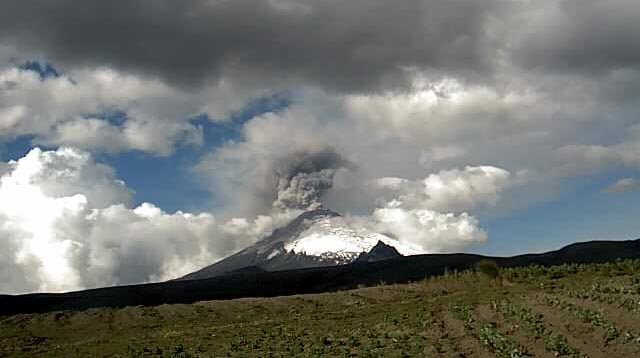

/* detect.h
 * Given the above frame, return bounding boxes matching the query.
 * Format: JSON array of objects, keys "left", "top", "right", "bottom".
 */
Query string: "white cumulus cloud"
[
  {"left": 0, "top": 65, "right": 277, "bottom": 155},
  {"left": 0, "top": 147, "right": 293, "bottom": 294},
  {"left": 605, "top": 178, "right": 640, "bottom": 194},
  {"left": 371, "top": 166, "right": 511, "bottom": 213},
  {"left": 370, "top": 208, "right": 487, "bottom": 253},
  {"left": 360, "top": 165, "right": 511, "bottom": 253}
]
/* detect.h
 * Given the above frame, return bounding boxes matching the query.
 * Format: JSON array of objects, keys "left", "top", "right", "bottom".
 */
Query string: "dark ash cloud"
[
  {"left": 0, "top": 0, "right": 505, "bottom": 91},
  {"left": 273, "top": 148, "right": 353, "bottom": 210},
  {"left": 275, "top": 148, "right": 352, "bottom": 181}
]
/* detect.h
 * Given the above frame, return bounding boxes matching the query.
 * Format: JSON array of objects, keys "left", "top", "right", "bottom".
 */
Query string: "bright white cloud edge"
[{"left": 0, "top": 147, "right": 511, "bottom": 294}]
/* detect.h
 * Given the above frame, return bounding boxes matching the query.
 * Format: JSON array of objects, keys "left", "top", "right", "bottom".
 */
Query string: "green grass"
[
  {"left": 3, "top": 260, "right": 640, "bottom": 357},
  {"left": 495, "top": 300, "right": 587, "bottom": 357}
]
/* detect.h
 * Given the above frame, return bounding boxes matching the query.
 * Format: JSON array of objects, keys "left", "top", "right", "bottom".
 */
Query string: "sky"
[{"left": 1, "top": 0, "right": 640, "bottom": 294}]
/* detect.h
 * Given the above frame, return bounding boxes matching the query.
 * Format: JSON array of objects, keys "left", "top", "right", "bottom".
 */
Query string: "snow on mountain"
[
  {"left": 180, "top": 208, "right": 416, "bottom": 280},
  {"left": 285, "top": 215, "right": 418, "bottom": 263}
]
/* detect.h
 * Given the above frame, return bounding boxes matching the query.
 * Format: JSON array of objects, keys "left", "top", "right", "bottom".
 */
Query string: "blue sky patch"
[
  {"left": 479, "top": 169, "right": 640, "bottom": 256},
  {"left": 99, "top": 92, "right": 293, "bottom": 212},
  {"left": 19, "top": 61, "right": 60, "bottom": 79}
]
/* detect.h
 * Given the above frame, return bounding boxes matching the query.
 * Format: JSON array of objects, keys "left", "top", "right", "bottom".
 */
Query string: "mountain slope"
[
  {"left": 180, "top": 209, "right": 415, "bottom": 280},
  {"left": 2, "top": 238, "right": 640, "bottom": 316}
]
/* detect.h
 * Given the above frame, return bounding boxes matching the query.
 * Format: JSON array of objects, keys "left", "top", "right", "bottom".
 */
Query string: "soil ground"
[{"left": 2, "top": 260, "right": 640, "bottom": 357}]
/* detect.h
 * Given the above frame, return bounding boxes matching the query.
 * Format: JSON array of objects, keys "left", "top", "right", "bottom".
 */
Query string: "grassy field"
[{"left": 2, "top": 260, "right": 640, "bottom": 357}]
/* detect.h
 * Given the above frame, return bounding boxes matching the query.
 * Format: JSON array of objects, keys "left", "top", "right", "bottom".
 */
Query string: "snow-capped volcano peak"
[
  {"left": 180, "top": 208, "right": 417, "bottom": 280},
  {"left": 284, "top": 214, "right": 417, "bottom": 263}
]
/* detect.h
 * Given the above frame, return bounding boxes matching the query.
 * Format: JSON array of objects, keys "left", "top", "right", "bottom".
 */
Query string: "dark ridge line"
[{"left": 1, "top": 238, "right": 639, "bottom": 316}]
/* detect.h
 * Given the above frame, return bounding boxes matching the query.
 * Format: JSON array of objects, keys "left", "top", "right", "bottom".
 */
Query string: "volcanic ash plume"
[{"left": 272, "top": 148, "right": 351, "bottom": 211}]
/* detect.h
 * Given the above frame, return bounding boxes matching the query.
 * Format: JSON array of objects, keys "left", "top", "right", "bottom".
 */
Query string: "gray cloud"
[
  {"left": 0, "top": 0, "right": 506, "bottom": 91},
  {"left": 512, "top": 0, "right": 640, "bottom": 75},
  {"left": 3, "top": 0, "right": 640, "bottom": 294},
  {"left": 272, "top": 148, "right": 352, "bottom": 210},
  {"left": 195, "top": 107, "right": 354, "bottom": 217},
  {"left": 4, "top": 0, "right": 639, "bottom": 92}
]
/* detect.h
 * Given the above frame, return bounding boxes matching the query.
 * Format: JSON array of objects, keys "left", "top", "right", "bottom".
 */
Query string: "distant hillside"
[{"left": 1, "top": 238, "right": 639, "bottom": 316}]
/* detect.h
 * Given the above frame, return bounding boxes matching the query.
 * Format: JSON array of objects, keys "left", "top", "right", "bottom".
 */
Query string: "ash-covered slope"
[{"left": 180, "top": 209, "right": 414, "bottom": 281}]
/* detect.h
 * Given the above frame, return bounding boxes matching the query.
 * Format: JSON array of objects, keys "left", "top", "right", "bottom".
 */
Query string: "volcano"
[{"left": 180, "top": 209, "right": 416, "bottom": 281}]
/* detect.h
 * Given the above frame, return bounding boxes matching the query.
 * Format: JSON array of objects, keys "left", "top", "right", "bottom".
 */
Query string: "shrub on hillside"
[{"left": 475, "top": 259, "right": 500, "bottom": 280}]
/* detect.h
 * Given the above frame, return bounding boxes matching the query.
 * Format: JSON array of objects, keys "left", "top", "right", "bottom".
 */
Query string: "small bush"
[{"left": 476, "top": 260, "right": 500, "bottom": 280}]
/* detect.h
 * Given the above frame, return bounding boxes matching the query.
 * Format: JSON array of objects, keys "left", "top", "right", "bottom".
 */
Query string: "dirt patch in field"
[
  {"left": 527, "top": 297, "right": 638, "bottom": 358},
  {"left": 477, "top": 302, "right": 552, "bottom": 358},
  {"left": 561, "top": 296, "right": 640, "bottom": 355},
  {"left": 438, "top": 310, "right": 493, "bottom": 357}
]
